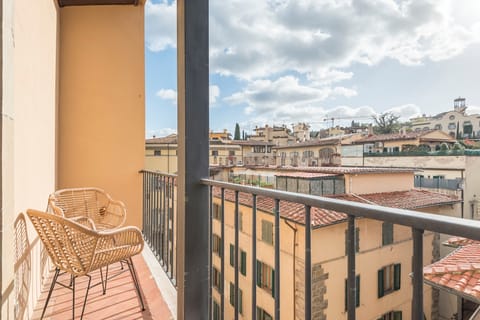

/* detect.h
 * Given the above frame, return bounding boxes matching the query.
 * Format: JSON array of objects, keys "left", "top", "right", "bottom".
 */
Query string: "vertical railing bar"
[
  {"left": 147, "top": 173, "right": 152, "bottom": 248},
  {"left": 170, "top": 177, "right": 175, "bottom": 280},
  {"left": 173, "top": 176, "right": 177, "bottom": 284},
  {"left": 208, "top": 185, "right": 213, "bottom": 320},
  {"left": 251, "top": 194, "right": 257, "bottom": 320},
  {"left": 162, "top": 176, "right": 167, "bottom": 265},
  {"left": 156, "top": 175, "right": 160, "bottom": 260},
  {"left": 305, "top": 205, "right": 312, "bottom": 320},
  {"left": 347, "top": 215, "right": 356, "bottom": 320},
  {"left": 274, "top": 199, "right": 280, "bottom": 320},
  {"left": 412, "top": 228, "right": 424, "bottom": 320},
  {"left": 234, "top": 191, "right": 239, "bottom": 320},
  {"left": 221, "top": 188, "right": 225, "bottom": 320},
  {"left": 166, "top": 176, "right": 171, "bottom": 275}
]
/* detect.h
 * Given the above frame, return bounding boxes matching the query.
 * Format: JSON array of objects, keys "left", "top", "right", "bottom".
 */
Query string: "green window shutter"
[
  {"left": 229, "top": 282, "right": 234, "bottom": 306},
  {"left": 394, "top": 311, "right": 402, "bottom": 320},
  {"left": 356, "top": 275, "right": 360, "bottom": 307},
  {"left": 382, "top": 222, "right": 393, "bottom": 245},
  {"left": 241, "top": 251, "right": 247, "bottom": 276},
  {"left": 239, "top": 289, "right": 243, "bottom": 315},
  {"left": 271, "top": 268, "right": 275, "bottom": 298},
  {"left": 256, "top": 260, "right": 262, "bottom": 287},
  {"left": 394, "top": 263, "right": 401, "bottom": 290},
  {"left": 378, "top": 268, "right": 384, "bottom": 298},
  {"left": 230, "top": 244, "right": 234, "bottom": 267}
]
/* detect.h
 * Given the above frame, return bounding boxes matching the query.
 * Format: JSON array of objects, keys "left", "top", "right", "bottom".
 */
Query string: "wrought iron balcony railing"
[{"left": 141, "top": 169, "right": 480, "bottom": 320}]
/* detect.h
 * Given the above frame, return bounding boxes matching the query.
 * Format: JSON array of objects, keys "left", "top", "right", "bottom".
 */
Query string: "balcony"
[{"left": 140, "top": 170, "right": 480, "bottom": 320}]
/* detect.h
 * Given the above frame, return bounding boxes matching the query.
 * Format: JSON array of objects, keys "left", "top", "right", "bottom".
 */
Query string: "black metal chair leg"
[
  {"left": 72, "top": 276, "right": 76, "bottom": 320},
  {"left": 40, "top": 268, "right": 60, "bottom": 320},
  {"left": 79, "top": 275, "right": 92, "bottom": 319},
  {"left": 126, "top": 258, "right": 145, "bottom": 311}
]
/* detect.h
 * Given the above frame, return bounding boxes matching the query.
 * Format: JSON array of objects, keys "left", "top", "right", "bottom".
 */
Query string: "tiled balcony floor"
[{"left": 31, "top": 254, "right": 173, "bottom": 320}]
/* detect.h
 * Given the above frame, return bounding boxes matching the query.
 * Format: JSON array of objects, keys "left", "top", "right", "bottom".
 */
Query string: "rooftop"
[
  {"left": 276, "top": 166, "right": 415, "bottom": 175},
  {"left": 424, "top": 243, "right": 480, "bottom": 303},
  {"left": 215, "top": 188, "right": 459, "bottom": 228},
  {"left": 145, "top": 134, "right": 178, "bottom": 145},
  {"left": 354, "top": 130, "right": 454, "bottom": 143}
]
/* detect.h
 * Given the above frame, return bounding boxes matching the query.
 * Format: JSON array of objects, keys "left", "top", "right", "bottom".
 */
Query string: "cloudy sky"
[{"left": 145, "top": 0, "right": 480, "bottom": 138}]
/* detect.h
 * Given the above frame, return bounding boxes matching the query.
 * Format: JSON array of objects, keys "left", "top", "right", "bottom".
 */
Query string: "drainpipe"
[{"left": 284, "top": 220, "right": 298, "bottom": 318}]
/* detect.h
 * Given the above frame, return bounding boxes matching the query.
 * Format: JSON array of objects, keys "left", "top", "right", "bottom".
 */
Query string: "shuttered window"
[
  {"left": 344, "top": 275, "right": 360, "bottom": 310},
  {"left": 261, "top": 220, "right": 273, "bottom": 245},
  {"left": 230, "top": 244, "right": 234, "bottom": 267},
  {"left": 378, "top": 263, "right": 401, "bottom": 298},
  {"left": 345, "top": 227, "right": 360, "bottom": 255},
  {"left": 382, "top": 222, "right": 394, "bottom": 246},
  {"left": 240, "top": 250, "right": 247, "bottom": 276},
  {"left": 378, "top": 310, "right": 402, "bottom": 320},
  {"left": 256, "top": 259, "right": 275, "bottom": 297}
]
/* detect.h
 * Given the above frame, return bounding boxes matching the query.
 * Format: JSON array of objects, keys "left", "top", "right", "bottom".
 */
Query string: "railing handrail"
[
  {"left": 201, "top": 178, "right": 480, "bottom": 240},
  {"left": 139, "top": 169, "right": 178, "bottom": 178}
]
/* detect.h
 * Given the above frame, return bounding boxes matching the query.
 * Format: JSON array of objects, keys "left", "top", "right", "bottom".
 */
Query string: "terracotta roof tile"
[
  {"left": 424, "top": 244, "right": 480, "bottom": 303},
  {"left": 276, "top": 166, "right": 415, "bottom": 175},
  {"left": 274, "top": 172, "right": 339, "bottom": 178},
  {"left": 330, "top": 190, "right": 459, "bottom": 209},
  {"left": 444, "top": 237, "right": 480, "bottom": 248},
  {"left": 214, "top": 188, "right": 459, "bottom": 228}
]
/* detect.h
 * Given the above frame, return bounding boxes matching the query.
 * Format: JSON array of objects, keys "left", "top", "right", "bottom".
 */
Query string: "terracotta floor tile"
[{"left": 31, "top": 255, "right": 173, "bottom": 320}]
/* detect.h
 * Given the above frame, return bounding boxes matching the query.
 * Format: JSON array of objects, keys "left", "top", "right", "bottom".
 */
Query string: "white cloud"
[
  {"left": 156, "top": 89, "right": 177, "bottom": 104},
  {"left": 210, "top": 85, "right": 220, "bottom": 104},
  {"left": 147, "top": 127, "right": 177, "bottom": 138},
  {"left": 385, "top": 104, "right": 423, "bottom": 121},
  {"left": 209, "top": 0, "right": 480, "bottom": 81},
  {"left": 145, "top": 1, "right": 176, "bottom": 52},
  {"left": 466, "top": 105, "right": 480, "bottom": 115}
]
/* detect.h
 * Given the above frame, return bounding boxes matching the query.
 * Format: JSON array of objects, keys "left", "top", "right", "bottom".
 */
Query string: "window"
[
  {"left": 229, "top": 283, "right": 243, "bottom": 314},
  {"left": 344, "top": 275, "right": 360, "bottom": 310},
  {"left": 449, "top": 115, "right": 455, "bottom": 120},
  {"left": 433, "top": 175, "right": 444, "bottom": 180},
  {"left": 229, "top": 150, "right": 235, "bottom": 156},
  {"left": 423, "top": 127, "right": 429, "bottom": 131},
  {"left": 254, "top": 146, "right": 266, "bottom": 153},
  {"left": 378, "top": 311, "right": 402, "bottom": 320},
  {"left": 154, "top": 150, "right": 161, "bottom": 156},
  {"left": 448, "top": 122, "right": 456, "bottom": 130},
  {"left": 230, "top": 244, "right": 235, "bottom": 267},
  {"left": 241, "top": 250, "right": 247, "bottom": 276},
  {"left": 212, "top": 234, "right": 222, "bottom": 256},
  {"left": 213, "top": 203, "right": 222, "bottom": 220},
  {"left": 261, "top": 220, "right": 274, "bottom": 245},
  {"left": 229, "top": 245, "right": 247, "bottom": 276},
  {"left": 239, "top": 211, "right": 243, "bottom": 231},
  {"left": 212, "top": 267, "right": 222, "bottom": 291},
  {"left": 345, "top": 227, "right": 360, "bottom": 255},
  {"left": 213, "top": 300, "right": 220, "bottom": 320},
  {"left": 382, "top": 222, "right": 393, "bottom": 246},
  {"left": 256, "top": 260, "right": 275, "bottom": 296},
  {"left": 212, "top": 150, "right": 219, "bottom": 156},
  {"left": 378, "top": 264, "right": 401, "bottom": 298},
  {"left": 434, "top": 124, "right": 442, "bottom": 130},
  {"left": 256, "top": 307, "right": 273, "bottom": 320}
]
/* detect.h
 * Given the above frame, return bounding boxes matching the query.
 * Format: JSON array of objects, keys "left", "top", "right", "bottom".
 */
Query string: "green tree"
[
  {"left": 234, "top": 123, "right": 241, "bottom": 140},
  {"left": 372, "top": 112, "right": 400, "bottom": 134}
]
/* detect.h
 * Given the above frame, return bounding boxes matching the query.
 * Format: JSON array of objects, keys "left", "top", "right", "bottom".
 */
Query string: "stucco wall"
[
  {"left": 2, "top": 0, "right": 59, "bottom": 318},
  {"left": 346, "top": 172, "right": 413, "bottom": 194},
  {"left": 57, "top": 5, "right": 145, "bottom": 228}
]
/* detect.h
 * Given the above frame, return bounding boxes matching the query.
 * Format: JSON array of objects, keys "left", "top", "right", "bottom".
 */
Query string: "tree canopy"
[
  {"left": 234, "top": 123, "right": 241, "bottom": 140},
  {"left": 372, "top": 112, "right": 401, "bottom": 134}
]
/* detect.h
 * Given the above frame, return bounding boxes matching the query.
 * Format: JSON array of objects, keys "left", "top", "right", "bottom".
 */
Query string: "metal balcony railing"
[
  {"left": 141, "top": 170, "right": 480, "bottom": 320},
  {"left": 141, "top": 170, "right": 177, "bottom": 286}
]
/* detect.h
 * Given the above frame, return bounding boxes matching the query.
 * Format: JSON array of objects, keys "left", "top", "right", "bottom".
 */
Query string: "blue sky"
[{"left": 145, "top": 0, "right": 480, "bottom": 138}]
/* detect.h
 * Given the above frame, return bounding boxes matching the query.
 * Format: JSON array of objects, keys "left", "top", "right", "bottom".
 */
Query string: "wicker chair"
[
  {"left": 48, "top": 187, "right": 127, "bottom": 230},
  {"left": 27, "top": 209, "right": 145, "bottom": 319}
]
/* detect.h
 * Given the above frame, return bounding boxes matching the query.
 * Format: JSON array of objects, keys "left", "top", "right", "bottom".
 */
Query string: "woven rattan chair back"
[{"left": 48, "top": 187, "right": 126, "bottom": 230}]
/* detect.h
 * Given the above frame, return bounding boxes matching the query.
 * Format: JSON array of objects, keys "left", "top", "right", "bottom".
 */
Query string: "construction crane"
[{"left": 322, "top": 115, "right": 373, "bottom": 128}]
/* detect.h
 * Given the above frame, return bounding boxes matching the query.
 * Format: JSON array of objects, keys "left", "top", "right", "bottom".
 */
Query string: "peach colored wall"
[
  {"left": 2, "top": 0, "right": 59, "bottom": 319},
  {"left": 345, "top": 172, "right": 413, "bottom": 194},
  {"left": 145, "top": 147, "right": 178, "bottom": 173},
  {"left": 213, "top": 196, "right": 443, "bottom": 319},
  {"left": 57, "top": 5, "right": 145, "bottom": 228}
]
